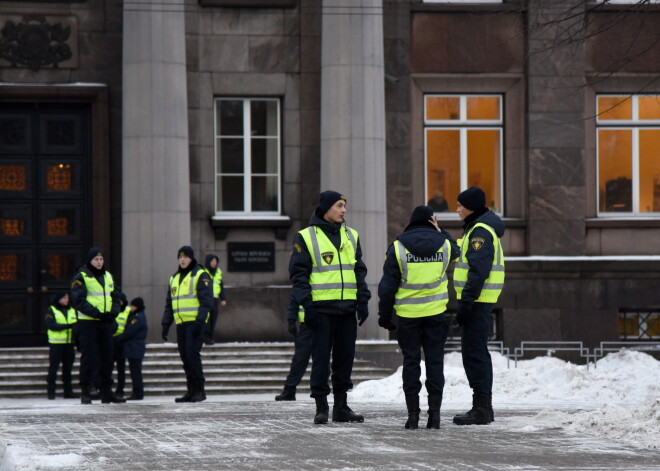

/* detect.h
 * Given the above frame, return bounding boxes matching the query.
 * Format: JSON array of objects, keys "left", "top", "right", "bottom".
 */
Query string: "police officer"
[
  {"left": 116, "top": 297, "right": 148, "bottom": 400},
  {"left": 203, "top": 254, "right": 227, "bottom": 345},
  {"left": 452, "top": 187, "right": 505, "bottom": 425},
  {"left": 162, "top": 246, "right": 214, "bottom": 403},
  {"left": 289, "top": 191, "right": 371, "bottom": 424},
  {"left": 113, "top": 292, "right": 130, "bottom": 399},
  {"left": 71, "top": 247, "right": 125, "bottom": 404},
  {"left": 274, "top": 295, "right": 312, "bottom": 401},
  {"left": 45, "top": 291, "right": 78, "bottom": 399},
  {"left": 377, "top": 206, "right": 459, "bottom": 429}
]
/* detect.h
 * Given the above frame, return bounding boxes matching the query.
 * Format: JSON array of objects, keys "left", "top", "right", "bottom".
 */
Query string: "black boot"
[
  {"left": 175, "top": 379, "right": 194, "bottom": 403},
  {"left": 332, "top": 392, "right": 364, "bottom": 423},
  {"left": 274, "top": 389, "right": 296, "bottom": 401},
  {"left": 101, "top": 387, "right": 127, "bottom": 404},
  {"left": 47, "top": 384, "right": 56, "bottom": 400},
  {"left": 63, "top": 388, "right": 79, "bottom": 399},
  {"left": 404, "top": 395, "right": 420, "bottom": 429},
  {"left": 314, "top": 396, "right": 329, "bottom": 424},
  {"left": 453, "top": 393, "right": 492, "bottom": 425},
  {"left": 80, "top": 384, "right": 92, "bottom": 405},
  {"left": 426, "top": 394, "right": 441, "bottom": 429},
  {"left": 189, "top": 380, "right": 206, "bottom": 403},
  {"left": 89, "top": 387, "right": 101, "bottom": 400}
]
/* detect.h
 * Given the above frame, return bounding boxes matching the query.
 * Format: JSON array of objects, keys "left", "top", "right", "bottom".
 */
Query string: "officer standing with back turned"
[
  {"left": 289, "top": 191, "right": 371, "bottom": 424},
  {"left": 452, "top": 187, "right": 505, "bottom": 425}
]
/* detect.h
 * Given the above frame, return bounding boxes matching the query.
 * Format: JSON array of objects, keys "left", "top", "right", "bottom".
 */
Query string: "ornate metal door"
[{"left": 0, "top": 103, "right": 91, "bottom": 347}]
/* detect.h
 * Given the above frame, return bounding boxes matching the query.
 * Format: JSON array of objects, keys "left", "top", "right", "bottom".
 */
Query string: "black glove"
[
  {"left": 456, "top": 301, "right": 473, "bottom": 327},
  {"left": 287, "top": 320, "right": 297, "bottom": 337},
  {"left": 161, "top": 325, "right": 169, "bottom": 342},
  {"left": 99, "top": 312, "right": 114, "bottom": 323},
  {"left": 191, "top": 320, "right": 205, "bottom": 338},
  {"left": 378, "top": 316, "right": 397, "bottom": 331},
  {"left": 304, "top": 309, "right": 320, "bottom": 330},
  {"left": 357, "top": 305, "right": 369, "bottom": 326}
]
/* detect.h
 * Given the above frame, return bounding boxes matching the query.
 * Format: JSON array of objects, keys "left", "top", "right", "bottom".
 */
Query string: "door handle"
[
  {"left": 27, "top": 286, "right": 34, "bottom": 294},
  {"left": 40, "top": 286, "right": 48, "bottom": 293}
]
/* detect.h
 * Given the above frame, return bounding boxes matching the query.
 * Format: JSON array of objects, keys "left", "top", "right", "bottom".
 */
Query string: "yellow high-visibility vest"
[
  {"left": 47, "top": 306, "right": 77, "bottom": 344},
  {"left": 77, "top": 270, "right": 115, "bottom": 321},
  {"left": 298, "top": 305, "right": 305, "bottom": 323},
  {"left": 454, "top": 223, "right": 505, "bottom": 303},
  {"left": 211, "top": 269, "right": 223, "bottom": 298},
  {"left": 299, "top": 225, "right": 358, "bottom": 302},
  {"left": 169, "top": 267, "right": 208, "bottom": 324},
  {"left": 113, "top": 306, "right": 131, "bottom": 337},
  {"left": 393, "top": 239, "right": 451, "bottom": 318}
]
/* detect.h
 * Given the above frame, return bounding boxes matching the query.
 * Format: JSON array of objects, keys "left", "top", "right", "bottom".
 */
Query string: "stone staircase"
[{"left": 0, "top": 342, "right": 395, "bottom": 399}]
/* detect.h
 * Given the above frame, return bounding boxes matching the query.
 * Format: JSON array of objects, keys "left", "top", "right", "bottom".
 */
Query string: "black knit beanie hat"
[
  {"left": 130, "top": 297, "right": 145, "bottom": 311},
  {"left": 318, "top": 190, "right": 346, "bottom": 216},
  {"left": 457, "top": 187, "right": 486, "bottom": 211},
  {"left": 177, "top": 245, "right": 195, "bottom": 259},
  {"left": 87, "top": 247, "right": 104, "bottom": 264}
]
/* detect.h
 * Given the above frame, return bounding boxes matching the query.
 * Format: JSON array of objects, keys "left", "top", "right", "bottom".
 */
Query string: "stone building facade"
[{"left": 0, "top": 0, "right": 658, "bottom": 348}]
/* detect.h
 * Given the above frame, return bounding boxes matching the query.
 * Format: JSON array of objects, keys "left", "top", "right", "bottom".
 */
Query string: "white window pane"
[
  {"left": 217, "top": 100, "right": 243, "bottom": 136},
  {"left": 251, "top": 176, "right": 278, "bottom": 211},
  {"left": 250, "top": 101, "right": 278, "bottom": 136},
  {"left": 217, "top": 176, "right": 244, "bottom": 211},
  {"left": 251, "top": 138, "right": 278, "bottom": 174},
  {"left": 217, "top": 138, "right": 244, "bottom": 174}
]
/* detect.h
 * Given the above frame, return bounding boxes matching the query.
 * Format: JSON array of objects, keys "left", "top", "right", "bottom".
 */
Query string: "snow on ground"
[{"left": 349, "top": 349, "right": 660, "bottom": 449}]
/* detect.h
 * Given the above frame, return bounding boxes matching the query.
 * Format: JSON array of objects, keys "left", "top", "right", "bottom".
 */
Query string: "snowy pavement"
[{"left": 1, "top": 350, "right": 658, "bottom": 470}]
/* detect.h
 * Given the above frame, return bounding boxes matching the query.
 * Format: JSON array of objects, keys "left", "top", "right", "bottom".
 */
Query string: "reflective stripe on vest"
[
  {"left": 47, "top": 306, "right": 77, "bottom": 344},
  {"left": 299, "top": 225, "right": 358, "bottom": 301},
  {"left": 211, "top": 269, "right": 223, "bottom": 298},
  {"left": 454, "top": 222, "right": 505, "bottom": 303},
  {"left": 393, "top": 239, "right": 451, "bottom": 318},
  {"left": 170, "top": 267, "right": 206, "bottom": 324},
  {"left": 113, "top": 306, "right": 131, "bottom": 337},
  {"left": 78, "top": 271, "right": 115, "bottom": 321},
  {"left": 298, "top": 305, "right": 305, "bottom": 323}
]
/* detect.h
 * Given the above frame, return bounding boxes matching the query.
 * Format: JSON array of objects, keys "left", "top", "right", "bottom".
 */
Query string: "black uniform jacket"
[
  {"left": 70, "top": 266, "right": 120, "bottom": 318},
  {"left": 161, "top": 264, "right": 214, "bottom": 329},
  {"left": 289, "top": 210, "right": 371, "bottom": 316},
  {"left": 378, "top": 224, "right": 459, "bottom": 321},
  {"left": 460, "top": 209, "right": 505, "bottom": 303},
  {"left": 116, "top": 309, "right": 148, "bottom": 359}
]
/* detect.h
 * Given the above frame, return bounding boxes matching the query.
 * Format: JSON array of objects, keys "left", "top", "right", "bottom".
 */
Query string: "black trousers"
[
  {"left": 114, "top": 338, "right": 126, "bottom": 393},
  {"left": 397, "top": 314, "right": 449, "bottom": 397},
  {"left": 176, "top": 322, "right": 205, "bottom": 383},
  {"left": 205, "top": 298, "right": 219, "bottom": 342},
  {"left": 309, "top": 313, "right": 357, "bottom": 398},
  {"left": 283, "top": 322, "right": 312, "bottom": 392},
  {"left": 460, "top": 302, "right": 494, "bottom": 395},
  {"left": 47, "top": 343, "right": 76, "bottom": 394},
  {"left": 77, "top": 320, "right": 114, "bottom": 389},
  {"left": 127, "top": 357, "right": 144, "bottom": 397}
]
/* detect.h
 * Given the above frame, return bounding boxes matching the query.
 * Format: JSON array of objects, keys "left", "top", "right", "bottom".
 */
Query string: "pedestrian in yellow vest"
[
  {"left": 377, "top": 206, "right": 459, "bottom": 429},
  {"left": 452, "top": 187, "right": 505, "bottom": 425},
  {"left": 203, "top": 254, "right": 227, "bottom": 345},
  {"left": 71, "top": 247, "right": 125, "bottom": 404},
  {"left": 162, "top": 245, "right": 214, "bottom": 403},
  {"left": 289, "top": 191, "right": 371, "bottom": 424},
  {"left": 113, "top": 292, "right": 131, "bottom": 399},
  {"left": 45, "top": 291, "right": 79, "bottom": 399}
]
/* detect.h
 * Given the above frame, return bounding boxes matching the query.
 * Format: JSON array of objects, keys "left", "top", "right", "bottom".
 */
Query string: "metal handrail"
[{"left": 510, "top": 341, "right": 591, "bottom": 367}]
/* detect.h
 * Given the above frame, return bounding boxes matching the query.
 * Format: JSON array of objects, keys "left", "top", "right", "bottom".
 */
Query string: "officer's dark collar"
[{"left": 463, "top": 207, "right": 488, "bottom": 229}]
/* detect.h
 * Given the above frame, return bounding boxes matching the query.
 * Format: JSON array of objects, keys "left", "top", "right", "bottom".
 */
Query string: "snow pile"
[{"left": 0, "top": 444, "right": 85, "bottom": 471}]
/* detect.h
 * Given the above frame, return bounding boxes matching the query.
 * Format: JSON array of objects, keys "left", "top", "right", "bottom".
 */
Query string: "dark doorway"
[{"left": 0, "top": 103, "right": 91, "bottom": 347}]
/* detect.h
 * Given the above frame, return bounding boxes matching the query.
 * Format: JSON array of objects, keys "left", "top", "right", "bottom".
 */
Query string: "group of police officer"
[{"left": 289, "top": 187, "right": 504, "bottom": 427}]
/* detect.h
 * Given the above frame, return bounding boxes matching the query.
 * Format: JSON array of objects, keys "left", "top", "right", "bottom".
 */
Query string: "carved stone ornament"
[{"left": 0, "top": 14, "right": 73, "bottom": 71}]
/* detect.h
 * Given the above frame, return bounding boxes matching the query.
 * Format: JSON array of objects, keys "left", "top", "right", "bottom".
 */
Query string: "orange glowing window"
[
  {"left": 47, "top": 164, "right": 72, "bottom": 191},
  {"left": 425, "top": 97, "right": 460, "bottom": 121},
  {"left": 0, "top": 165, "right": 27, "bottom": 191},
  {"left": 598, "top": 129, "right": 632, "bottom": 212},
  {"left": 639, "top": 129, "right": 660, "bottom": 213},
  {"left": 47, "top": 254, "right": 69, "bottom": 280},
  {"left": 0, "top": 219, "right": 24, "bottom": 236},
  {"left": 598, "top": 96, "right": 632, "bottom": 121},
  {"left": 639, "top": 96, "right": 660, "bottom": 120},
  {"left": 467, "top": 129, "right": 501, "bottom": 210},
  {"left": 0, "top": 254, "right": 19, "bottom": 281},
  {"left": 467, "top": 96, "right": 500, "bottom": 120},
  {"left": 426, "top": 129, "right": 460, "bottom": 211},
  {"left": 47, "top": 217, "right": 69, "bottom": 236}
]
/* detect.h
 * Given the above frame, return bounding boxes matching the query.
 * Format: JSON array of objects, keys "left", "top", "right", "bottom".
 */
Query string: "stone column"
[
  {"left": 122, "top": 0, "right": 191, "bottom": 340},
  {"left": 527, "top": 0, "right": 586, "bottom": 255},
  {"left": 320, "top": 0, "right": 388, "bottom": 339}
]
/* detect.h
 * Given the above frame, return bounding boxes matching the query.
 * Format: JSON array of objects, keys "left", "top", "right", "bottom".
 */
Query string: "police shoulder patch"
[
  {"left": 131, "top": 319, "right": 138, "bottom": 324},
  {"left": 470, "top": 237, "right": 485, "bottom": 251},
  {"left": 294, "top": 243, "right": 302, "bottom": 253},
  {"left": 71, "top": 279, "right": 83, "bottom": 288},
  {"left": 321, "top": 252, "right": 334, "bottom": 264}
]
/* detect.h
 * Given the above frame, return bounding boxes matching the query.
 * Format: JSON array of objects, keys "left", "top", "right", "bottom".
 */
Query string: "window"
[
  {"left": 619, "top": 309, "right": 660, "bottom": 340},
  {"left": 214, "top": 98, "right": 281, "bottom": 215},
  {"left": 424, "top": 94, "right": 503, "bottom": 215},
  {"left": 596, "top": 95, "right": 660, "bottom": 216}
]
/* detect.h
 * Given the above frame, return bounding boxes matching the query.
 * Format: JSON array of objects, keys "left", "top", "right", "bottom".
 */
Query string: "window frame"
[
  {"left": 213, "top": 97, "right": 282, "bottom": 217},
  {"left": 596, "top": 94, "right": 660, "bottom": 218},
  {"left": 423, "top": 93, "right": 504, "bottom": 218}
]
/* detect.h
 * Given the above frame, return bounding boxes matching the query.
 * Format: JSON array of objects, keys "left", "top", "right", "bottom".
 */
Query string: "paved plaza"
[{"left": 1, "top": 396, "right": 658, "bottom": 471}]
